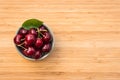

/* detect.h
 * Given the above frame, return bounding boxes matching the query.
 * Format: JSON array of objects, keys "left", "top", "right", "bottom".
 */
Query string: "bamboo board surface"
[{"left": 0, "top": 0, "right": 120, "bottom": 80}]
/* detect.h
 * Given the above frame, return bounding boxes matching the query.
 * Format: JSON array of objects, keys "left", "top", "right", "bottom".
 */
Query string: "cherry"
[
  {"left": 42, "top": 43, "right": 51, "bottom": 52},
  {"left": 22, "top": 49, "right": 27, "bottom": 56},
  {"left": 34, "top": 50, "right": 41, "bottom": 59},
  {"left": 24, "top": 40, "right": 29, "bottom": 48},
  {"left": 39, "top": 26, "right": 47, "bottom": 34},
  {"left": 14, "top": 34, "right": 23, "bottom": 45},
  {"left": 25, "top": 34, "right": 36, "bottom": 46},
  {"left": 26, "top": 47, "right": 35, "bottom": 56},
  {"left": 35, "top": 38, "right": 43, "bottom": 48},
  {"left": 18, "top": 28, "right": 28, "bottom": 35},
  {"left": 43, "top": 32, "right": 51, "bottom": 43},
  {"left": 29, "top": 28, "right": 38, "bottom": 37}
]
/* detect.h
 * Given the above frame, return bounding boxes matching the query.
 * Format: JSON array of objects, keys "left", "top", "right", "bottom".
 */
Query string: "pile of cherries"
[{"left": 14, "top": 25, "right": 53, "bottom": 60}]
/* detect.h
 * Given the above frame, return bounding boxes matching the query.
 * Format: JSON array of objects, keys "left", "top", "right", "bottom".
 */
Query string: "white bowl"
[{"left": 15, "top": 23, "right": 54, "bottom": 61}]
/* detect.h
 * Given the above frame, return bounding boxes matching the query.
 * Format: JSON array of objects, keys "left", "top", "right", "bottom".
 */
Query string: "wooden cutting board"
[{"left": 0, "top": 0, "right": 120, "bottom": 80}]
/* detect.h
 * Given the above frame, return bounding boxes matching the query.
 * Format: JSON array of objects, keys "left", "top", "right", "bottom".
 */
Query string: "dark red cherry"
[
  {"left": 18, "top": 28, "right": 28, "bottom": 35},
  {"left": 14, "top": 34, "right": 23, "bottom": 45},
  {"left": 43, "top": 32, "right": 51, "bottom": 43},
  {"left": 29, "top": 28, "right": 38, "bottom": 37},
  {"left": 25, "top": 34, "right": 36, "bottom": 46},
  {"left": 39, "top": 26, "right": 47, "bottom": 34},
  {"left": 26, "top": 47, "right": 35, "bottom": 56},
  {"left": 35, "top": 38, "right": 43, "bottom": 48},
  {"left": 24, "top": 40, "right": 29, "bottom": 48},
  {"left": 42, "top": 43, "right": 51, "bottom": 52},
  {"left": 34, "top": 50, "right": 41, "bottom": 59},
  {"left": 22, "top": 49, "right": 27, "bottom": 56}
]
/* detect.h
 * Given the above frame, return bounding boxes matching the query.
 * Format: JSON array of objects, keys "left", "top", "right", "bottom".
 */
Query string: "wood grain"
[{"left": 0, "top": 0, "right": 120, "bottom": 80}]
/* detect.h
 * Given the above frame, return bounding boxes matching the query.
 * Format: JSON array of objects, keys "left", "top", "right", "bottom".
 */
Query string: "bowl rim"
[{"left": 14, "top": 23, "right": 55, "bottom": 61}]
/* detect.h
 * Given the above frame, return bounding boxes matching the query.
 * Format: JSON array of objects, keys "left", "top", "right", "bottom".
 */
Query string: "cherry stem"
[
  {"left": 37, "top": 28, "right": 44, "bottom": 38},
  {"left": 40, "top": 30, "right": 47, "bottom": 32},
  {"left": 21, "top": 38, "right": 25, "bottom": 41},
  {"left": 18, "top": 42, "right": 24, "bottom": 46},
  {"left": 36, "top": 30, "right": 47, "bottom": 32},
  {"left": 17, "top": 45, "right": 27, "bottom": 50},
  {"left": 17, "top": 42, "right": 27, "bottom": 50}
]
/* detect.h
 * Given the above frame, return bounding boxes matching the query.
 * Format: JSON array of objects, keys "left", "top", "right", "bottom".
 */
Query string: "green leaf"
[{"left": 22, "top": 19, "right": 43, "bottom": 30}]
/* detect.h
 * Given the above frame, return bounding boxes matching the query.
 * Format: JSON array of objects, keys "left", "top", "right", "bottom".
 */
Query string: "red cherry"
[
  {"left": 26, "top": 47, "right": 35, "bottom": 56},
  {"left": 42, "top": 43, "right": 51, "bottom": 52},
  {"left": 35, "top": 38, "right": 43, "bottom": 48},
  {"left": 18, "top": 28, "right": 28, "bottom": 35},
  {"left": 25, "top": 34, "right": 36, "bottom": 46},
  {"left": 43, "top": 32, "right": 51, "bottom": 43},
  {"left": 24, "top": 40, "right": 29, "bottom": 48},
  {"left": 34, "top": 50, "right": 41, "bottom": 59},
  {"left": 39, "top": 26, "right": 47, "bottom": 34},
  {"left": 22, "top": 49, "right": 27, "bottom": 56},
  {"left": 29, "top": 28, "right": 38, "bottom": 37},
  {"left": 14, "top": 34, "right": 23, "bottom": 45}
]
